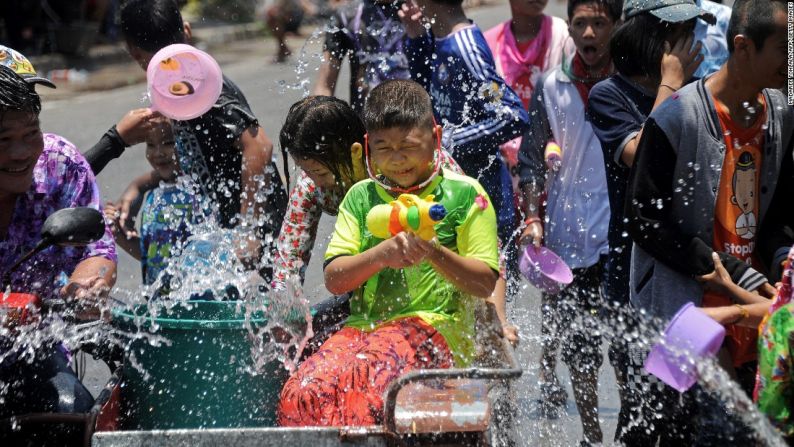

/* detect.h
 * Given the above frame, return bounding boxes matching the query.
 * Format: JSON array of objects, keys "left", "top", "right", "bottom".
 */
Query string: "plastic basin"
[
  {"left": 644, "top": 302, "right": 726, "bottom": 392},
  {"left": 112, "top": 301, "right": 287, "bottom": 430},
  {"left": 518, "top": 245, "right": 574, "bottom": 294},
  {"left": 146, "top": 43, "right": 223, "bottom": 121}
]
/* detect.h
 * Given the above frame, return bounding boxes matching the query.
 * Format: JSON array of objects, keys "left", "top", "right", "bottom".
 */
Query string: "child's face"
[
  {"left": 568, "top": 3, "right": 615, "bottom": 68},
  {"left": 509, "top": 0, "right": 548, "bottom": 18},
  {"left": 368, "top": 125, "right": 436, "bottom": 189},
  {"left": 145, "top": 124, "right": 179, "bottom": 182},
  {"left": 294, "top": 157, "right": 337, "bottom": 189}
]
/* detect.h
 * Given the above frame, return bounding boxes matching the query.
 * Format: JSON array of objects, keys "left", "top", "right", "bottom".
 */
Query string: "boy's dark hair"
[
  {"left": 726, "top": 0, "right": 786, "bottom": 53},
  {"left": 0, "top": 66, "right": 41, "bottom": 121},
  {"left": 610, "top": 13, "right": 693, "bottom": 78},
  {"left": 567, "top": 0, "right": 623, "bottom": 23},
  {"left": 279, "top": 96, "right": 365, "bottom": 189},
  {"left": 363, "top": 80, "right": 434, "bottom": 133},
  {"left": 120, "top": 0, "right": 186, "bottom": 53}
]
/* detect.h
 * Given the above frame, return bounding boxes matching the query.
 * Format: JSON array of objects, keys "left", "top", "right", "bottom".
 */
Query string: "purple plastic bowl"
[
  {"left": 644, "top": 302, "right": 726, "bottom": 392},
  {"left": 518, "top": 246, "right": 574, "bottom": 294}
]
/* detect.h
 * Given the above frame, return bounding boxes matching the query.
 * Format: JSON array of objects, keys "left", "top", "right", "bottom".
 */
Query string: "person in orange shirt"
[{"left": 625, "top": 0, "right": 793, "bottom": 443}]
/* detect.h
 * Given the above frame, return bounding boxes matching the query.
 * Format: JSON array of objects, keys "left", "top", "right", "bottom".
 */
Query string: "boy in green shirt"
[{"left": 277, "top": 80, "right": 500, "bottom": 427}]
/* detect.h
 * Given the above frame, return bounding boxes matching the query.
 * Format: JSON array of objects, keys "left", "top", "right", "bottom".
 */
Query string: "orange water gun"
[{"left": 366, "top": 194, "right": 447, "bottom": 241}]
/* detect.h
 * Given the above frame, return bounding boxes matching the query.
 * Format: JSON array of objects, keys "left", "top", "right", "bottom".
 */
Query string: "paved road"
[{"left": 40, "top": 1, "right": 621, "bottom": 444}]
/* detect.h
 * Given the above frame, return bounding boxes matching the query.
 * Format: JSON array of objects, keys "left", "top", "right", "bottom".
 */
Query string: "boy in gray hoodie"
[{"left": 626, "top": 0, "right": 793, "bottom": 443}]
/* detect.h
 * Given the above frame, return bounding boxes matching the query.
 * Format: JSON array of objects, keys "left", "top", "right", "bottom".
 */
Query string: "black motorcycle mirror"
[{"left": 3, "top": 208, "right": 105, "bottom": 285}]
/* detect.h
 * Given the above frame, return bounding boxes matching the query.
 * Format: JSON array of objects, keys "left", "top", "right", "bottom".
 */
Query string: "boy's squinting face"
[
  {"left": 145, "top": 125, "right": 179, "bottom": 182},
  {"left": 569, "top": 3, "right": 615, "bottom": 67},
  {"left": 0, "top": 111, "right": 43, "bottom": 197},
  {"left": 368, "top": 125, "right": 436, "bottom": 189},
  {"left": 509, "top": 0, "right": 548, "bottom": 18}
]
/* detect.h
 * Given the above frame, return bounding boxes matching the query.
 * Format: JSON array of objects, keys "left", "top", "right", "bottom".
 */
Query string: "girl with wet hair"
[{"left": 272, "top": 95, "right": 462, "bottom": 289}]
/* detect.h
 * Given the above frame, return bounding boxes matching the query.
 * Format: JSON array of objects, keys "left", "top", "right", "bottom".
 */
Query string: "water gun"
[
  {"left": 544, "top": 141, "right": 562, "bottom": 171},
  {"left": 366, "top": 194, "right": 447, "bottom": 241}
]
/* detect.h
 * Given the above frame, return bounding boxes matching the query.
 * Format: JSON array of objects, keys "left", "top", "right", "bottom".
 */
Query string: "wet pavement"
[{"left": 39, "top": 0, "right": 621, "bottom": 444}]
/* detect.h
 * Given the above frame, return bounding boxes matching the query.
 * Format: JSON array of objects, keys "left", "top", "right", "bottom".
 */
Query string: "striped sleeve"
[{"left": 449, "top": 28, "right": 529, "bottom": 150}]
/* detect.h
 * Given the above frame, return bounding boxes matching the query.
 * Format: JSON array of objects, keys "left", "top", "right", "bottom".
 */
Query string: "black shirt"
[
  {"left": 588, "top": 74, "right": 655, "bottom": 305},
  {"left": 173, "top": 76, "right": 287, "bottom": 239}
]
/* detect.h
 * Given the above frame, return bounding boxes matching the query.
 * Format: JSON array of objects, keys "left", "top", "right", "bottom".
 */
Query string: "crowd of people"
[{"left": 0, "top": 0, "right": 792, "bottom": 445}]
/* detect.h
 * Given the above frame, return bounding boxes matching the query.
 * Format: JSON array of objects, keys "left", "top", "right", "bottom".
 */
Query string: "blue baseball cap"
[
  {"left": 0, "top": 45, "right": 56, "bottom": 89},
  {"left": 624, "top": 0, "right": 716, "bottom": 25}
]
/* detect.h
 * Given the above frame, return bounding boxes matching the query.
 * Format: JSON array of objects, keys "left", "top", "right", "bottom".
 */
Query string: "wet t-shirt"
[
  {"left": 324, "top": 170, "right": 499, "bottom": 365},
  {"left": 704, "top": 95, "right": 767, "bottom": 366},
  {"left": 139, "top": 184, "right": 195, "bottom": 286},
  {"left": 324, "top": 0, "right": 411, "bottom": 114},
  {"left": 173, "top": 76, "right": 288, "bottom": 240}
]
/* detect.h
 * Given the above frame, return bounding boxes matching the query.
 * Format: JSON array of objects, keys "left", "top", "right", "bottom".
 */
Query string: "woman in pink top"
[
  {"left": 484, "top": 0, "right": 570, "bottom": 207},
  {"left": 484, "top": 0, "right": 569, "bottom": 108}
]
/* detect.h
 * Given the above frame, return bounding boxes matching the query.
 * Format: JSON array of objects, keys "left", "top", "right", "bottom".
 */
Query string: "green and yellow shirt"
[{"left": 325, "top": 169, "right": 499, "bottom": 365}]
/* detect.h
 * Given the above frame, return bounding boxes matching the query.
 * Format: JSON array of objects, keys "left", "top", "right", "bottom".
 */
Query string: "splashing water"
[
  {"left": 274, "top": 27, "right": 328, "bottom": 96},
  {"left": 502, "top": 291, "right": 787, "bottom": 446}
]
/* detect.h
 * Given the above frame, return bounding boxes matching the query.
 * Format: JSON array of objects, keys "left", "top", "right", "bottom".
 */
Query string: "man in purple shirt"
[{"left": 0, "top": 60, "right": 117, "bottom": 443}]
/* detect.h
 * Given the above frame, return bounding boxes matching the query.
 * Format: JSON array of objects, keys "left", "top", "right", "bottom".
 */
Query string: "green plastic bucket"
[{"left": 112, "top": 301, "right": 288, "bottom": 430}]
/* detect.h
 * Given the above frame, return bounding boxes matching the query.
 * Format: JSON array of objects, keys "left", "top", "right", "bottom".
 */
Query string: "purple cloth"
[{"left": 0, "top": 133, "right": 116, "bottom": 300}]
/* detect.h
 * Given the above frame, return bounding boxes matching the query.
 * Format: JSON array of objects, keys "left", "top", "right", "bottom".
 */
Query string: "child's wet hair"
[
  {"left": 0, "top": 66, "right": 41, "bottom": 120},
  {"left": 727, "top": 0, "right": 787, "bottom": 54},
  {"left": 279, "top": 96, "right": 365, "bottom": 188},
  {"left": 610, "top": 13, "right": 694, "bottom": 78},
  {"left": 121, "top": 0, "right": 186, "bottom": 53},
  {"left": 363, "top": 80, "right": 435, "bottom": 133},
  {"left": 567, "top": 0, "right": 622, "bottom": 23}
]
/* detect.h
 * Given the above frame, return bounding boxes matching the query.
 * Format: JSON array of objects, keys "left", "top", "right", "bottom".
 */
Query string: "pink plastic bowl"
[
  {"left": 518, "top": 245, "right": 573, "bottom": 294},
  {"left": 644, "top": 302, "right": 726, "bottom": 392},
  {"left": 146, "top": 44, "right": 223, "bottom": 121}
]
